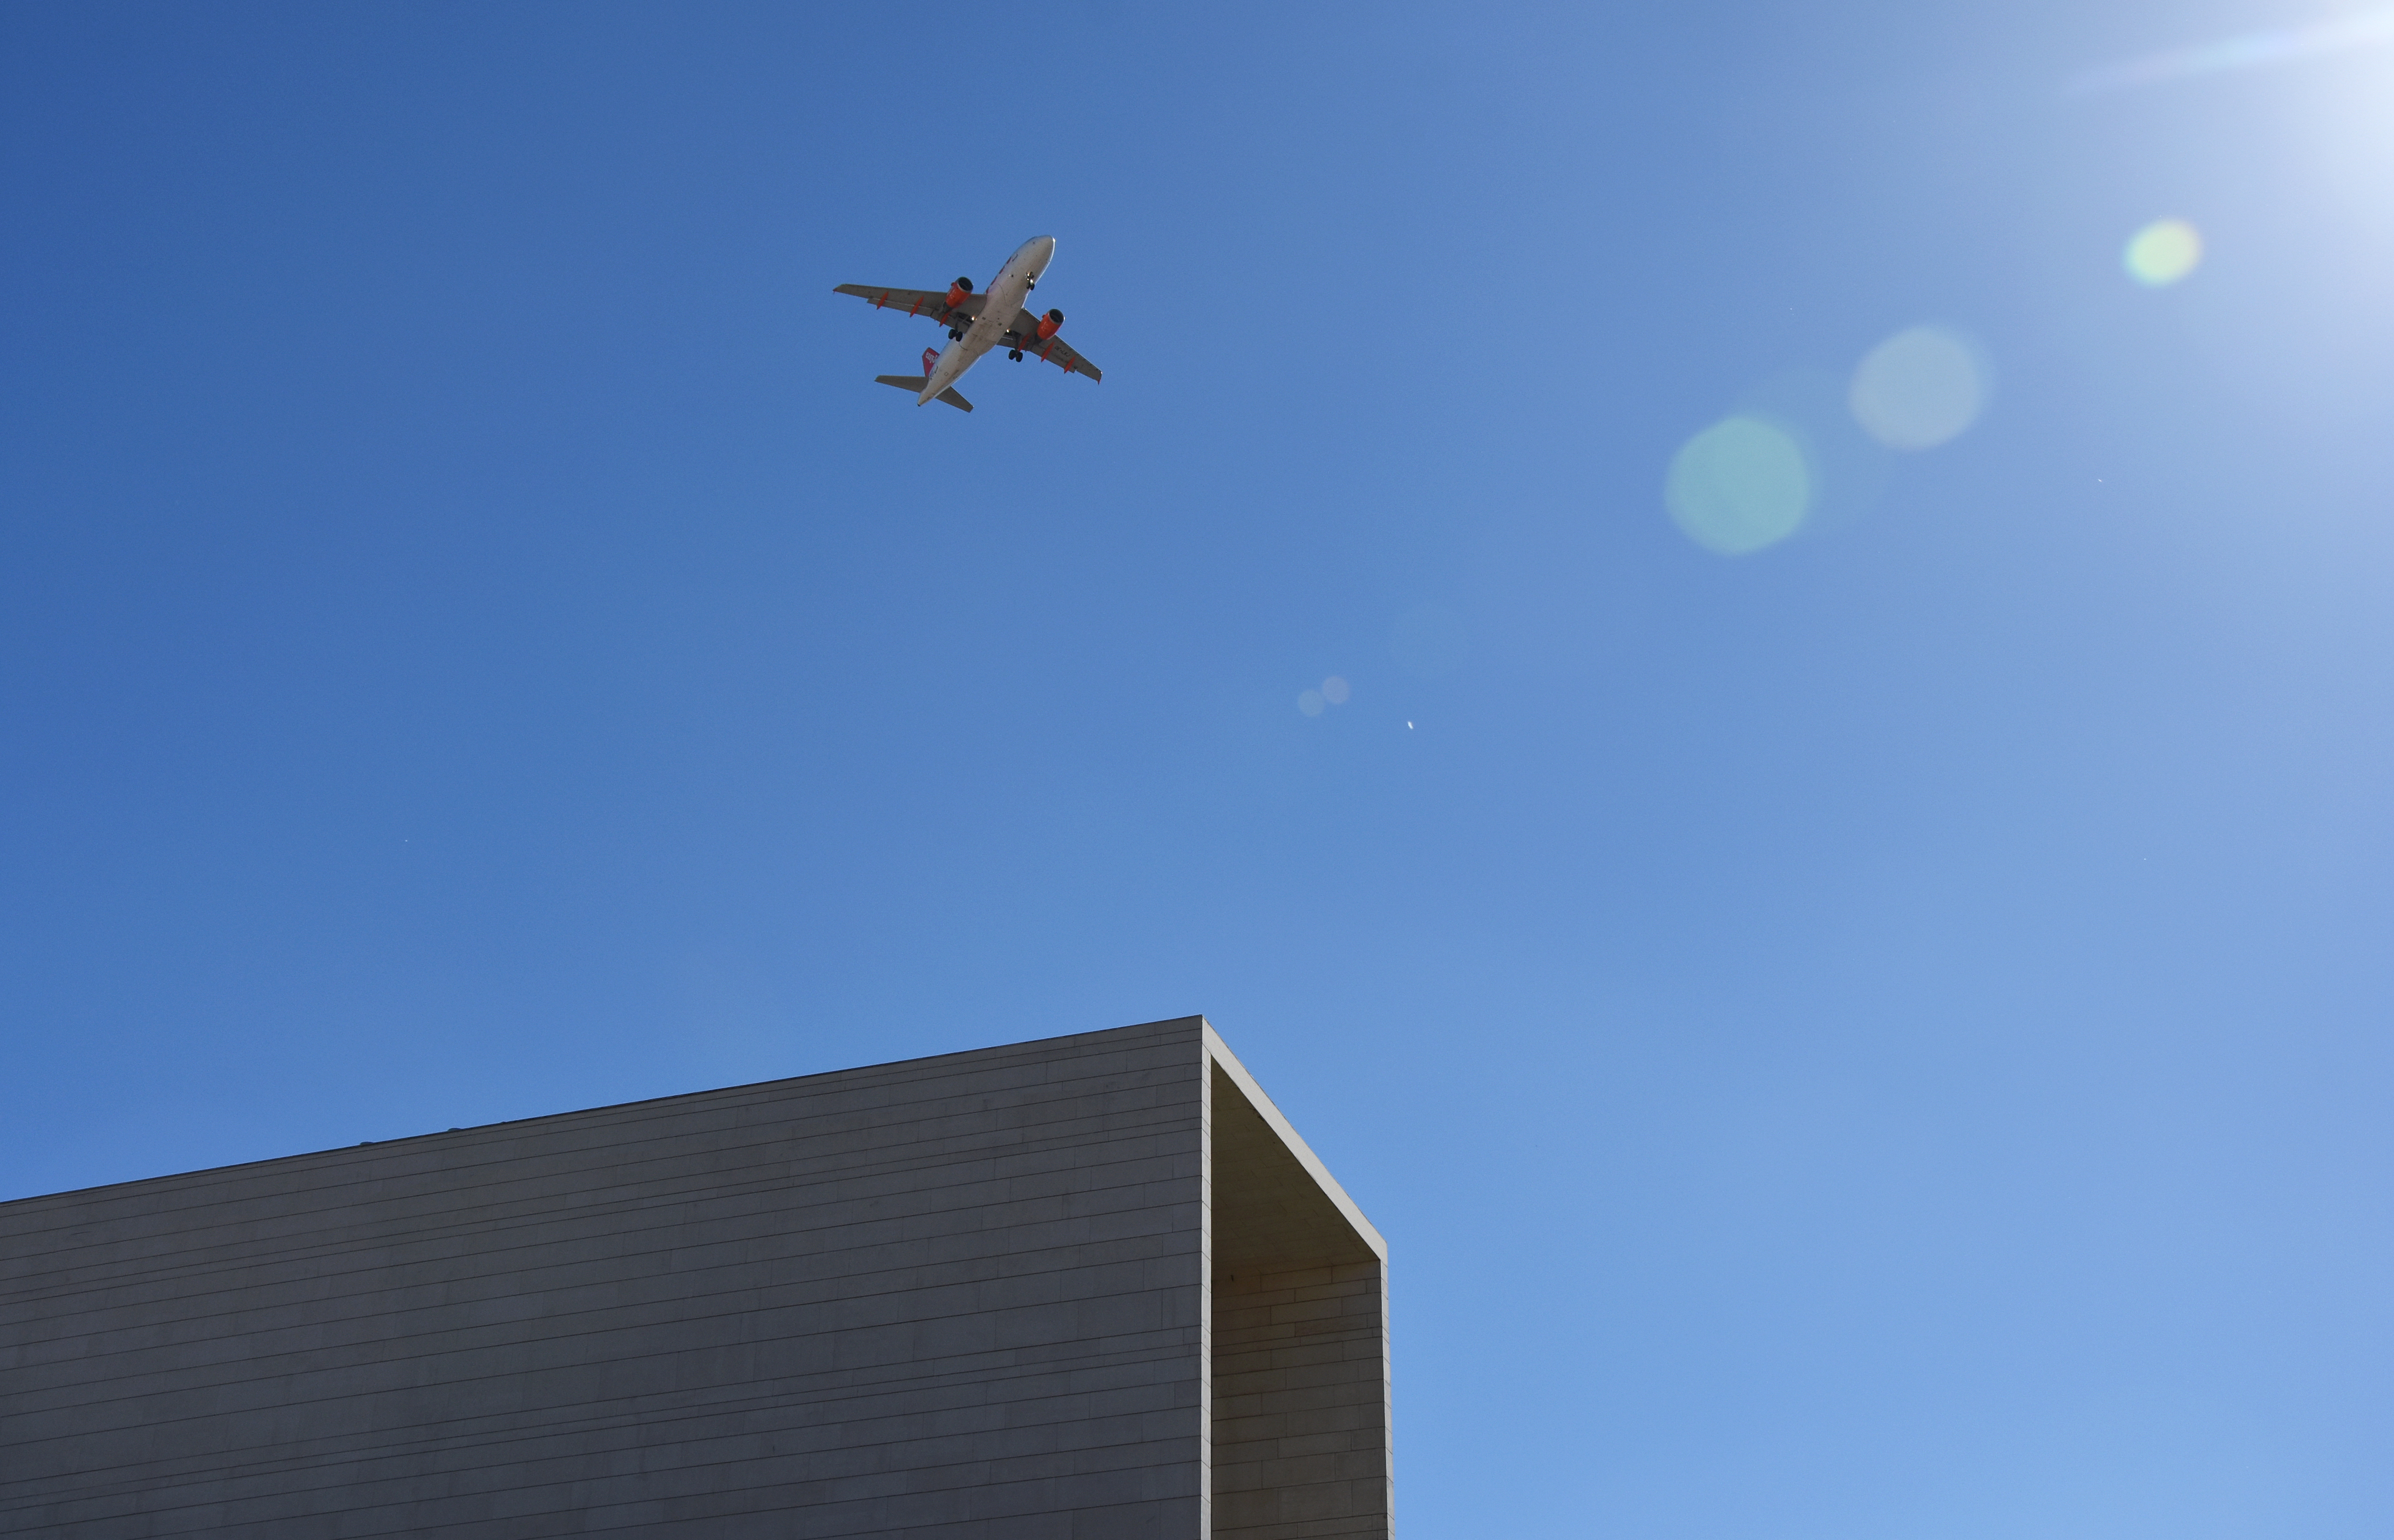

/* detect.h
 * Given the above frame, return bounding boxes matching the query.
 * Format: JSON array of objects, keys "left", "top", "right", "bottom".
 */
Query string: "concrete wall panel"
[{"left": 0, "top": 1018, "right": 1390, "bottom": 1540}]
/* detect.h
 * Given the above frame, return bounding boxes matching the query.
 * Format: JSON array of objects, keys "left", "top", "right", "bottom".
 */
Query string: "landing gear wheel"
[{"left": 1008, "top": 349, "right": 1023, "bottom": 361}]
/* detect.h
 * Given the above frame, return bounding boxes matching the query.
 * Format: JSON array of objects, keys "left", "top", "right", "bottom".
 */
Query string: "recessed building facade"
[{"left": 0, "top": 1017, "right": 1390, "bottom": 1539}]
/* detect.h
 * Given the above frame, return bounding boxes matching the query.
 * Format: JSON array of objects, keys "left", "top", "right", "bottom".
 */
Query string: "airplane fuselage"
[{"left": 920, "top": 235, "right": 1055, "bottom": 406}]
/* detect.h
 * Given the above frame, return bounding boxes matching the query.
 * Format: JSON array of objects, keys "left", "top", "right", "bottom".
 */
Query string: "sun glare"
[{"left": 2072, "top": 7, "right": 2394, "bottom": 93}]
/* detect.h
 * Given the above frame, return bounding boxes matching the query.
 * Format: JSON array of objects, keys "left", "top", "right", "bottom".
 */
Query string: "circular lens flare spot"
[
  {"left": 1849, "top": 327, "right": 1986, "bottom": 450},
  {"left": 1297, "top": 689, "right": 1325, "bottom": 717},
  {"left": 1666, "top": 416, "right": 1811, "bottom": 555},
  {"left": 1321, "top": 676, "right": 1351, "bottom": 704},
  {"left": 2124, "top": 218, "right": 2203, "bottom": 286}
]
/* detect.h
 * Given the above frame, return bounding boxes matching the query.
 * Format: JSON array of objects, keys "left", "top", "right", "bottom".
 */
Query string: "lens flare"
[
  {"left": 2124, "top": 219, "right": 2203, "bottom": 286},
  {"left": 2072, "top": 8, "right": 2394, "bottom": 93},
  {"left": 1666, "top": 416, "right": 1810, "bottom": 555},
  {"left": 1848, "top": 327, "right": 1987, "bottom": 450},
  {"left": 1733, "top": 371, "right": 1893, "bottom": 537},
  {"left": 1320, "top": 676, "right": 1351, "bottom": 704},
  {"left": 1297, "top": 690, "right": 1325, "bottom": 717}
]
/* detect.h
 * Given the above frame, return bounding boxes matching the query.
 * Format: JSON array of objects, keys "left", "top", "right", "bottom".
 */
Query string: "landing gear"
[
  {"left": 1008, "top": 349, "right": 1024, "bottom": 361},
  {"left": 948, "top": 327, "right": 964, "bottom": 341}
]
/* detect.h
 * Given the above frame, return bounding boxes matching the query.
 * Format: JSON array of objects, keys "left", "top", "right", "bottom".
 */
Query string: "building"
[{"left": 0, "top": 1017, "right": 1391, "bottom": 1539}]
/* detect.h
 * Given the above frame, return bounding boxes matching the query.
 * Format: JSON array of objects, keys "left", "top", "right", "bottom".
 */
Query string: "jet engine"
[
  {"left": 1036, "top": 308, "right": 1064, "bottom": 340},
  {"left": 945, "top": 277, "right": 974, "bottom": 307}
]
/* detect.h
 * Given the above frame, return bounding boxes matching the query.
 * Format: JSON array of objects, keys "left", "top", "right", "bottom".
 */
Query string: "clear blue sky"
[{"left": 5, "top": 3, "right": 2391, "bottom": 1534}]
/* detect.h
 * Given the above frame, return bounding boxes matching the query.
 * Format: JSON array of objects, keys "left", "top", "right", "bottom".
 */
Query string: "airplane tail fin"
[
  {"left": 872, "top": 375, "right": 973, "bottom": 412},
  {"left": 921, "top": 347, "right": 940, "bottom": 374}
]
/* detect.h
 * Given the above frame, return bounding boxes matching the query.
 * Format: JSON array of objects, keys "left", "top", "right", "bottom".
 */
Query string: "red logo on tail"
[{"left": 921, "top": 347, "right": 940, "bottom": 375}]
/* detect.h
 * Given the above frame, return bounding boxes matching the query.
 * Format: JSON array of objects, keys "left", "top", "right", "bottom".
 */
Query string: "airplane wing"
[
  {"left": 832, "top": 286, "right": 1102, "bottom": 382},
  {"left": 1027, "top": 333, "right": 1102, "bottom": 382},
  {"left": 833, "top": 283, "right": 985, "bottom": 325},
  {"left": 1002, "top": 307, "right": 1104, "bottom": 382}
]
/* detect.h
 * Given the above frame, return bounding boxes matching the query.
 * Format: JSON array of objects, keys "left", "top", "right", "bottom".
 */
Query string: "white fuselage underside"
[{"left": 921, "top": 235, "right": 1056, "bottom": 405}]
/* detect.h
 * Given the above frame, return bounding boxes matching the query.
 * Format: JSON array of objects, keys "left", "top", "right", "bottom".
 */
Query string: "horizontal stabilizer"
[{"left": 871, "top": 375, "right": 973, "bottom": 412}]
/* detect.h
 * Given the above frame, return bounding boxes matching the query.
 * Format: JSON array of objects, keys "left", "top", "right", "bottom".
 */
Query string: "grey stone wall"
[
  {"left": 0, "top": 1018, "right": 1389, "bottom": 1540},
  {"left": 1212, "top": 1264, "right": 1388, "bottom": 1540},
  {"left": 1203, "top": 1056, "right": 1390, "bottom": 1540}
]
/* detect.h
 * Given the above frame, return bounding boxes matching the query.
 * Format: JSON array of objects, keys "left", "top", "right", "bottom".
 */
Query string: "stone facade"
[{"left": 0, "top": 1017, "right": 1389, "bottom": 1539}]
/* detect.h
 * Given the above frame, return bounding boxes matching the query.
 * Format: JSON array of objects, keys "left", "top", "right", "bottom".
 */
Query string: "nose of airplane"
[{"left": 1024, "top": 235, "right": 1056, "bottom": 272}]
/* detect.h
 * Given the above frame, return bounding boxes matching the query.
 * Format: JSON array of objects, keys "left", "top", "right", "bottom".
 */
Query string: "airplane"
[{"left": 835, "top": 235, "right": 1102, "bottom": 413}]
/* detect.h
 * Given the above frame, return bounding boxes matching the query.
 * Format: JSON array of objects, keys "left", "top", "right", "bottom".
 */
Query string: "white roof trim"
[{"left": 1202, "top": 1020, "right": 1387, "bottom": 1261}]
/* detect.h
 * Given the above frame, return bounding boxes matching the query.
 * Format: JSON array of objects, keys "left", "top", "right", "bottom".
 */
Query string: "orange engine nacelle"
[
  {"left": 945, "top": 277, "right": 974, "bottom": 308},
  {"left": 1036, "top": 308, "right": 1064, "bottom": 340}
]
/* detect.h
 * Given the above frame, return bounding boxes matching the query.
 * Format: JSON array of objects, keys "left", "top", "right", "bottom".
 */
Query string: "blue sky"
[{"left": 5, "top": 2, "right": 2392, "bottom": 1535}]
